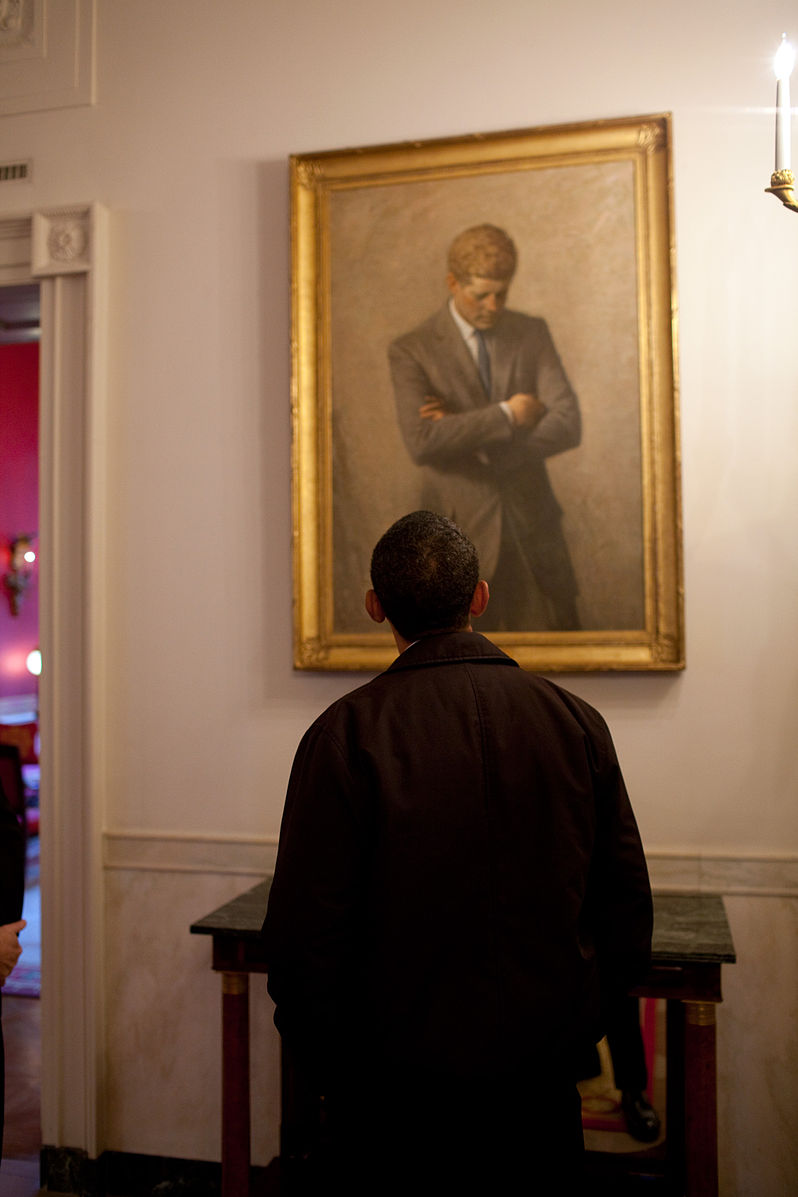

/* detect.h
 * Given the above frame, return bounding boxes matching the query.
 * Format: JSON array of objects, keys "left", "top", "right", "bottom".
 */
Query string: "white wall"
[
  {"left": 2, "top": 2, "right": 797, "bottom": 1193},
  {"left": 6, "top": 0, "right": 795, "bottom": 849}
]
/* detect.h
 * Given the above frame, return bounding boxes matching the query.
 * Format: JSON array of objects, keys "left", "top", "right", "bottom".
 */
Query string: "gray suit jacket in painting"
[{"left": 388, "top": 304, "right": 581, "bottom": 608}]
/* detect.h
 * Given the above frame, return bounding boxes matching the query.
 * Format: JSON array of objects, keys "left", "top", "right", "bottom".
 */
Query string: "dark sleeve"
[
  {"left": 582, "top": 712, "right": 653, "bottom": 1011},
  {"left": 261, "top": 719, "right": 369, "bottom": 1086},
  {"left": 0, "top": 779, "right": 25, "bottom": 925}
]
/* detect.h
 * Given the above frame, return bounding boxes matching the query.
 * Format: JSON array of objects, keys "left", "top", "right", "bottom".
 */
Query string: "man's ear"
[
  {"left": 469, "top": 579, "right": 490, "bottom": 620},
  {"left": 365, "top": 589, "right": 386, "bottom": 624}
]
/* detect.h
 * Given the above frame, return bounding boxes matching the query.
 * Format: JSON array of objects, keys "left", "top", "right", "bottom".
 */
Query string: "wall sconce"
[
  {"left": 766, "top": 34, "right": 797, "bottom": 211},
  {"left": 3, "top": 534, "right": 37, "bottom": 616}
]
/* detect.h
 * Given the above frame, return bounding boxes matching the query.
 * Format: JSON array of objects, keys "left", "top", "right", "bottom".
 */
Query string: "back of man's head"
[
  {"left": 370, "top": 511, "right": 480, "bottom": 641},
  {"left": 447, "top": 223, "right": 517, "bottom": 284}
]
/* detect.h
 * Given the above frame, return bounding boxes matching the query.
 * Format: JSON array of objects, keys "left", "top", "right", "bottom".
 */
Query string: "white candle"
[{"left": 774, "top": 34, "right": 795, "bottom": 173}]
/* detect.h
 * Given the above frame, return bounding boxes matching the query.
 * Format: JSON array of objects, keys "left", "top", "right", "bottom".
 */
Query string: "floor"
[
  {"left": 1, "top": 997, "right": 42, "bottom": 1197},
  {"left": 1, "top": 833, "right": 45, "bottom": 1197}
]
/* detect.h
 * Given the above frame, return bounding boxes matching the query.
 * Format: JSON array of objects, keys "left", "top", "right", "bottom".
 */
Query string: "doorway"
[
  {"left": 0, "top": 203, "right": 108, "bottom": 1179},
  {"left": 0, "top": 282, "right": 42, "bottom": 1191}
]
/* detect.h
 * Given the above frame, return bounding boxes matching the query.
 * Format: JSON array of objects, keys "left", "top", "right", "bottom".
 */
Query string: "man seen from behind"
[{"left": 263, "top": 510, "right": 652, "bottom": 1194}]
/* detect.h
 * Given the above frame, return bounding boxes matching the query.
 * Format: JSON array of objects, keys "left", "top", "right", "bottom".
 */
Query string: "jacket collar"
[{"left": 385, "top": 630, "right": 518, "bottom": 674}]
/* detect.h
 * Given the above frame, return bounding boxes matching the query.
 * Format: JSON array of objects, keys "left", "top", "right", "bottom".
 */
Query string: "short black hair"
[{"left": 370, "top": 511, "right": 480, "bottom": 641}]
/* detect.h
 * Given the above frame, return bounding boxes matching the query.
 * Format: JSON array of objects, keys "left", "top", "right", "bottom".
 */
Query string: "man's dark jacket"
[
  {"left": 0, "top": 776, "right": 25, "bottom": 965},
  {"left": 1, "top": 776, "right": 26, "bottom": 1150},
  {"left": 263, "top": 632, "right": 652, "bottom": 1090}
]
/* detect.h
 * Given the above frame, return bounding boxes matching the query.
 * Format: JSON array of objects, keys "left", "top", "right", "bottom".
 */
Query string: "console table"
[{"left": 191, "top": 885, "right": 735, "bottom": 1197}]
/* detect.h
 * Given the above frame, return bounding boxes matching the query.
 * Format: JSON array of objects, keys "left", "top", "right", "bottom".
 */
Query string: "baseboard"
[
  {"left": 39, "top": 1145, "right": 665, "bottom": 1196},
  {"left": 40, "top": 1146, "right": 279, "bottom": 1196},
  {"left": 40, "top": 1147, "right": 99, "bottom": 1196}
]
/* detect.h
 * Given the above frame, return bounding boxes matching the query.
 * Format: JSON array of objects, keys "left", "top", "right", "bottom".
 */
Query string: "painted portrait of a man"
[
  {"left": 292, "top": 117, "right": 682, "bottom": 672},
  {"left": 388, "top": 223, "right": 581, "bottom": 632}
]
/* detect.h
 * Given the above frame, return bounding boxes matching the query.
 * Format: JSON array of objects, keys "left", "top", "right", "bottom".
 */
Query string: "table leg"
[
  {"left": 665, "top": 998, "right": 686, "bottom": 1192},
  {"left": 683, "top": 1000, "right": 718, "bottom": 1197},
  {"left": 221, "top": 971, "right": 250, "bottom": 1197}
]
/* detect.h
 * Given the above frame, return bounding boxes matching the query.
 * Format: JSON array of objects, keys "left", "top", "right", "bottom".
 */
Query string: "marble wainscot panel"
[
  {"left": 717, "top": 894, "right": 798, "bottom": 1197},
  {"left": 100, "top": 838, "right": 798, "bottom": 1196},
  {"left": 103, "top": 834, "right": 280, "bottom": 1166}
]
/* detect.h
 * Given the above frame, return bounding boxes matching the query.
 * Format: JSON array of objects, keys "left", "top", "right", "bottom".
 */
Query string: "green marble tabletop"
[
  {"left": 649, "top": 893, "right": 735, "bottom": 963},
  {"left": 191, "top": 881, "right": 735, "bottom": 966},
  {"left": 191, "top": 878, "right": 272, "bottom": 940}
]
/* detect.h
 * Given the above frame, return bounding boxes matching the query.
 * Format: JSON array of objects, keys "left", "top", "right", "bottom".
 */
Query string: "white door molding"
[{"left": 1, "top": 203, "right": 109, "bottom": 1156}]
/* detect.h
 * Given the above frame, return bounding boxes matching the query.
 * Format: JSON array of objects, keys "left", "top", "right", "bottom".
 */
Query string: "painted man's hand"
[
  {"left": 419, "top": 398, "right": 447, "bottom": 422},
  {"left": 506, "top": 392, "right": 546, "bottom": 428}
]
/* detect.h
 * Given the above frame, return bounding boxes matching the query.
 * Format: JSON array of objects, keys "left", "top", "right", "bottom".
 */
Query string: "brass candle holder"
[{"left": 765, "top": 168, "right": 798, "bottom": 211}]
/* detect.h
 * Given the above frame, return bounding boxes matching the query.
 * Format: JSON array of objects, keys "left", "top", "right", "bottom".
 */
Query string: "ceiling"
[{"left": 0, "top": 283, "right": 41, "bottom": 345}]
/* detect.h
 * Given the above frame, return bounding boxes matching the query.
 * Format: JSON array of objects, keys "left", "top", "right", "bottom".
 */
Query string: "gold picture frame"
[{"left": 291, "top": 113, "right": 683, "bottom": 672}]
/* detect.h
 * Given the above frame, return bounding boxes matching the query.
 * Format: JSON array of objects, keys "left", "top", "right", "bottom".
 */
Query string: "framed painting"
[{"left": 291, "top": 113, "right": 683, "bottom": 672}]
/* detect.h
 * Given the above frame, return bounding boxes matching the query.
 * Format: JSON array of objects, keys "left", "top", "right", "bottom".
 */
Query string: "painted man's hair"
[{"left": 447, "top": 223, "right": 517, "bottom": 283}]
